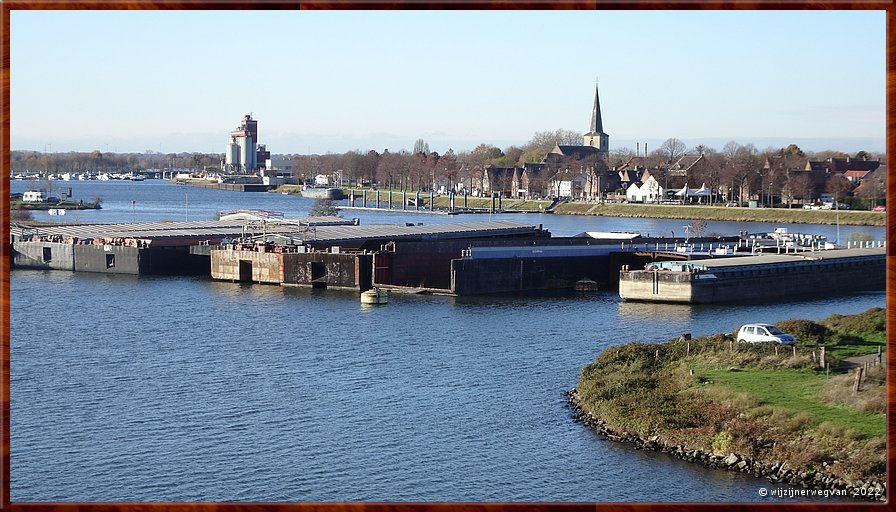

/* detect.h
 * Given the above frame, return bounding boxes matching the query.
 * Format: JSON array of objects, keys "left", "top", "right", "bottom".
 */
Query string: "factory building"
[{"left": 222, "top": 114, "right": 269, "bottom": 173}]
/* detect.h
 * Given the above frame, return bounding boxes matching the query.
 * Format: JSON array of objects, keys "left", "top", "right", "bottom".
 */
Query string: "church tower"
[{"left": 583, "top": 83, "right": 609, "bottom": 152}]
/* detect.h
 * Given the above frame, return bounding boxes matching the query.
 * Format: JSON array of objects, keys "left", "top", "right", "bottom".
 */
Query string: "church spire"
[
  {"left": 583, "top": 81, "right": 609, "bottom": 151},
  {"left": 589, "top": 81, "right": 604, "bottom": 135}
]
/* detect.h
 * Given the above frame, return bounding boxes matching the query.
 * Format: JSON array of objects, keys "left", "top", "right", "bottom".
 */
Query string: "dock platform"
[{"left": 618, "top": 247, "right": 886, "bottom": 303}]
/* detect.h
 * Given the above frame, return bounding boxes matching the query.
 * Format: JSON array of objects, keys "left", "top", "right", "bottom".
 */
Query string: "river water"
[{"left": 8, "top": 179, "right": 886, "bottom": 502}]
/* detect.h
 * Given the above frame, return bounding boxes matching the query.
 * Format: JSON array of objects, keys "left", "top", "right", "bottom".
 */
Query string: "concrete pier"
[{"left": 618, "top": 247, "right": 885, "bottom": 304}]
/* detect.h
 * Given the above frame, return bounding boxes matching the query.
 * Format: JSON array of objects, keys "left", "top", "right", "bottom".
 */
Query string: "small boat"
[{"left": 360, "top": 287, "right": 389, "bottom": 305}]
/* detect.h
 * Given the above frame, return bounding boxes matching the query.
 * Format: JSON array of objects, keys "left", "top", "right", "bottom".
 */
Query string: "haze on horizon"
[{"left": 9, "top": 10, "right": 886, "bottom": 156}]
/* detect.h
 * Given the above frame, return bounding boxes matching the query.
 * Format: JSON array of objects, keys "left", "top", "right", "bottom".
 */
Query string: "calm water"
[{"left": 9, "top": 179, "right": 886, "bottom": 502}]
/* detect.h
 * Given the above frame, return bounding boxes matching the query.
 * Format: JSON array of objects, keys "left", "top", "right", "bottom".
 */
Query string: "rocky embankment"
[{"left": 566, "top": 388, "right": 886, "bottom": 502}]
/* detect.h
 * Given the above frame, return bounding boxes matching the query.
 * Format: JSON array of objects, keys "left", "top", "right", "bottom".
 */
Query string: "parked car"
[
  {"left": 736, "top": 324, "right": 796, "bottom": 345},
  {"left": 872, "top": 205, "right": 886, "bottom": 212}
]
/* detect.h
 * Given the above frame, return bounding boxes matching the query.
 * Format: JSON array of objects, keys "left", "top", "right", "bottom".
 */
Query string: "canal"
[{"left": 9, "top": 180, "right": 886, "bottom": 502}]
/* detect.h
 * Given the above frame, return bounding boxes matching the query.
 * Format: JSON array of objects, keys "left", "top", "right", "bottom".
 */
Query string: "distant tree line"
[{"left": 10, "top": 132, "right": 885, "bottom": 207}]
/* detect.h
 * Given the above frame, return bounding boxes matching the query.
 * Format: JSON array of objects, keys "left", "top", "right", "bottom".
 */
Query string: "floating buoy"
[{"left": 361, "top": 287, "right": 389, "bottom": 305}]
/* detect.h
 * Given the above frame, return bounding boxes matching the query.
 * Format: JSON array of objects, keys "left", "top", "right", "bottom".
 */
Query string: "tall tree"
[
  {"left": 658, "top": 138, "right": 687, "bottom": 164},
  {"left": 826, "top": 174, "right": 853, "bottom": 205}
]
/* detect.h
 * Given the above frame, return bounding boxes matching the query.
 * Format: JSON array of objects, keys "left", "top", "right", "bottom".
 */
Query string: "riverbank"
[
  {"left": 302, "top": 188, "right": 884, "bottom": 226},
  {"left": 11, "top": 199, "right": 101, "bottom": 211},
  {"left": 570, "top": 308, "right": 886, "bottom": 501}
]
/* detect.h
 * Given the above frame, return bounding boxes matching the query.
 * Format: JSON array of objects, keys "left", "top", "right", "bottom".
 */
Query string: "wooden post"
[
  {"left": 686, "top": 342, "right": 690, "bottom": 357},
  {"left": 812, "top": 350, "right": 816, "bottom": 364},
  {"left": 729, "top": 340, "right": 734, "bottom": 351},
  {"left": 853, "top": 367, "right": 864, "bottom": 394},
  {"left": 820, "top": 346, "right": 826, "bottom": 369},
  {"left": 775, "top": 345, "right": 779, "bottom": 356},
  {"left": 655, "top": 349, "right": 659, "bottom": 361},
  {"left": 792, "top": 345, "right": 797, "bottom": 358},
  {"left": 826, "top": 362, "right": 830, "bottom": 378}
]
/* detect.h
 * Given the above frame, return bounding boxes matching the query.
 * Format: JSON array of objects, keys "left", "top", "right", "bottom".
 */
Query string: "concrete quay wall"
[
  {"left": 210, "top": 250, "right": 283, "bottom": 284},
  {"left": 281, "top": 252, "right": 372, "bottom": 290},
  {"left": 14, "top": 241, "right": 208, "bottom": 275},
  {"left": 450, "top": 256, "right": 610, "bottom": 295},
  {"left": 619, "top": 257, "right": 884, "bottom": 304},
  {"left": 210, "top": 249, "right": 372, "bottom": 290}
]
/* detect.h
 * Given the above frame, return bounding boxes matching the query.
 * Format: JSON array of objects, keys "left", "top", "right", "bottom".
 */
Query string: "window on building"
[
  {"left": 106, "top": 253, "right": 115, "bottom": 268},
  {"left": 42, "top": 247, "right": 52, "bottom": 263}
]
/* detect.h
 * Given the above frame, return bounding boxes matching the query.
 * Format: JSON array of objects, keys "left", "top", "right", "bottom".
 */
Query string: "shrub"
[
  {"left": 775, "top": 319, "right": 833, "bottom": 346},
  {"left": 711, "top": 430, "right": 733, "bottom": 454},
  {"left": 822, "top": 308, "right": 886, "bottom": 341},
  {"left": 9, "top": 209, "right": 33, "bottom": 223}
]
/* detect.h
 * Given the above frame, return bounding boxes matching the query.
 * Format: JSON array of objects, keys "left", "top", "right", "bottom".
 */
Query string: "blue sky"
[{"left": 10, "top": 9, "right": 886, "bottom": 155}]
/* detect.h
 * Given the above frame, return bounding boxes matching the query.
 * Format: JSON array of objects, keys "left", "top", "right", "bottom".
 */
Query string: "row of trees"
[
  {"left": 631, "top": 140, "right": 884, "bottom": 206},
  {"left": 11, "top": 131, "right": 884, "bottom": 205},
  {"left": 9, "top": 150, "right": 220, "bottom": 175}
]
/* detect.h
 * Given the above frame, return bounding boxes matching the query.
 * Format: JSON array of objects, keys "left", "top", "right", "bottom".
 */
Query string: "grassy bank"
[
  {"left": 574, "top": 308, "right": 886, "bottom": 484},
  {"left": 552, "top": 202, "right": 884, "bottom": 227},
  {"left": 11, "top": 199, "right": 102, "bottom": 210},
  {"left": 311, "top": 188, "right": 885, "bottom": 227}
]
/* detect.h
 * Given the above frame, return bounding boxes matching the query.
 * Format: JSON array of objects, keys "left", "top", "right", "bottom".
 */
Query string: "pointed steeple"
[
  {"left": 589, "top": 82, "right": 604, "bottom": 135},
  {"left": 583, "top": 81, "right": 609, "bottom": 151}
]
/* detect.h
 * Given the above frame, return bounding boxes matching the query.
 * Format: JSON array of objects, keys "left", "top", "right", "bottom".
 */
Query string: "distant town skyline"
[{"left": 10, "top": 9, "right": 887, "bottom": 155}]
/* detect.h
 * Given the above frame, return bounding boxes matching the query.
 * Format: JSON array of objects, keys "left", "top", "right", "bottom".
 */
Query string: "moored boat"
[{"left": 301, "top": 186, "right": 346, "bottom": 200}]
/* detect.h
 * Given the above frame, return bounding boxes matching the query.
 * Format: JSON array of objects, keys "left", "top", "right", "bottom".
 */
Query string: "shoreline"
[{"left": 565, "top": 388, "right": 886, "bottom": 502}]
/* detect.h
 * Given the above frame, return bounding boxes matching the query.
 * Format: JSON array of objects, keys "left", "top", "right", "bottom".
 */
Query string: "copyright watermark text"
[{"left": 758, "top": 487, "right": 867, "bottom": 499}]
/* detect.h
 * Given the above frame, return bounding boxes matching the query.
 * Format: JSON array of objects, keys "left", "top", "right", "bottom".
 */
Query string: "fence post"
[
  {"left": 853, "top": 367, "right": 864, "bottom": 394},
  {"left": 792, "top": 345, "right": 797, "bottom": 358},
  {"left": 820, "top": 346, "right": 826, "bottom": 369},
  {"left": 775, "top": 345, "right": 779, "bottom": 356},
  {"left": 686, "top": 342, "right": 690, "bottom": 357}
]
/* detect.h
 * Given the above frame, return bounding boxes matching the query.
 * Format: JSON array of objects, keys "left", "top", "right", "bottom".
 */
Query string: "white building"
[
  {"left": 626, "top": 174, "right": 664, "bottom": 203},
  {"left": 22, "top": 191, "right": 45, "bottom": 202}
]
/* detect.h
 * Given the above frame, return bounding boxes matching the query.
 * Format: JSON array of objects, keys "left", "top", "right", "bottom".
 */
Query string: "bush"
[
  {"left": 309, "top": 198, "right": 341, "bottom": 217},
  {"left": 9, "top": 209, "right": 33, "bottom": 223},
  {"left": 822, "top": 308, "right": 886, "bottom": 341},
  {"left": 775, "top": 319, "right": 833, "bottom": 346}
]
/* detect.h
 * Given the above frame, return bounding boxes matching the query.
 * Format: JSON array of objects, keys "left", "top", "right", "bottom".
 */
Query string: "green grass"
[
  {"left": 11, "top": 199, "right": 101, "bottom": 210},
  {"left": 553, "top": 202, "right": 884, "bottom": 226},
  {"left": 694, "top": 365, "right": 885, "bottom": 438},
  {"left": 575, "top": 308, "right": 887, "bottom": 480}
]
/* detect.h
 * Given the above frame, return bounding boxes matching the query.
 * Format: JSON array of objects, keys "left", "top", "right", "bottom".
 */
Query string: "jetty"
[
  {"left": 10, "top": 216, "right": 884, "bottom": 299},
  {"left": 618, "top": 246, "right": 886, "bottom": 303}
]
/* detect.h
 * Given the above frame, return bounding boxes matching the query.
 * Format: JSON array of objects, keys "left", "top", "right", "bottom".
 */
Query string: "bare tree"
[
  {"left": 826, "top": 174, "right": 854, "bottom": 205},
  {"left": 658, "top": 138, "right": 687, "bottom": 164},
  {"left": 792, "top": 173, "right": 814, "bottom": 204}
]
